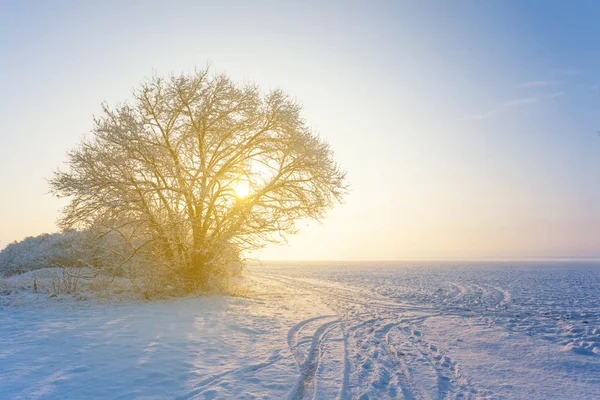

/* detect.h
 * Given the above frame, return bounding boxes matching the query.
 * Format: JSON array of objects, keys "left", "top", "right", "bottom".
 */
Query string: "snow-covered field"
[{"left": 2, "top": 261, "right": 600, "bottom": 399}]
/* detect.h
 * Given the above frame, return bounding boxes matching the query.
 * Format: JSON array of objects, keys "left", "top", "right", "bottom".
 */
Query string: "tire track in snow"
[
  {"left": 492, "top": 286, "right": 512, "bottom": 308},
  {"left": 287, "top": 317, "right": 341, "bottom": 400},
  {"left": 256, "top": 272, "right": 482, "bottom": 399},
  {"left": 287, "top": 315, "right": 337, "bottom": 367},
  {"left": 445, "top": 282, "right": 512, "bottom": 312},
  {"left": 178, "top": 349, "right": 285, "bottom": 400},
  {"left": 259, "top": 273, "right": 436, "bottom": 314}
]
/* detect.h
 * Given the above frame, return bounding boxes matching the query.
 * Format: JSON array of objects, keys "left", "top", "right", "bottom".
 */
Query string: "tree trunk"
[
  {"left": 184, "top": 250, "right": 210, "bottom": 291},
  {"left": 184, "top": 228, "right": 211, "bottom": 291}
]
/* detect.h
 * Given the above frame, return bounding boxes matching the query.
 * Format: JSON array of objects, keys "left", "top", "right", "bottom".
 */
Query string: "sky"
[{"left": 0, "top": 0, "right": 599, "bottom": 260}]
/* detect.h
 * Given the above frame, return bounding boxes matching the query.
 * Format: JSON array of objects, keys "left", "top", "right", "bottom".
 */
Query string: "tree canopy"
[{"left": 50, "top": 68, "right": 347, "bottom": 292}]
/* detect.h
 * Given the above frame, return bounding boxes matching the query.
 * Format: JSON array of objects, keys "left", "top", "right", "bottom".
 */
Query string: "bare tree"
[{"left": 50, "top": 68, "right": 347, "bottom": 292}]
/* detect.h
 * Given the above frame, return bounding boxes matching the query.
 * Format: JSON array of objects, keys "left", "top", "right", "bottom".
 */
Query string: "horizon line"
[{"left": 250, "top": 257, "right": 600, "bottom": 263}]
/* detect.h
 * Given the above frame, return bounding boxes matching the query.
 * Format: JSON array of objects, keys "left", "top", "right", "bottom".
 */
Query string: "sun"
[{"left": 233, "top": 180, "right": 251, "bottom": 199}]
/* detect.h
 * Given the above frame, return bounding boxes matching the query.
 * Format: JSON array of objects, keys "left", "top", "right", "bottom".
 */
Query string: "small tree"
[{"left": 50, "top": 67, "right": 347, "bottom": 292}]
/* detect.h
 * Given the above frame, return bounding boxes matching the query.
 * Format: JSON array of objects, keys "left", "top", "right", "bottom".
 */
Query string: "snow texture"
[{"left": 1, "top": 261, "right": 600, "bottom": 399}]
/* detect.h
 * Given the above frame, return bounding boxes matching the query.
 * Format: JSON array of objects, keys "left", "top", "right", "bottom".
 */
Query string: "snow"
[{"left": 1, "top": 261, "right": 600, "bottom": 399}]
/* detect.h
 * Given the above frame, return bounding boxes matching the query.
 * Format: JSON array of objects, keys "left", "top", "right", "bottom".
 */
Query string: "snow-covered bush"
[
  {"left": 0, "top": 229, "right": 248, "bottom": 300},
  {"left": 0, "top": 230, "right": 126, "bottom": 277},
  {"left": 0, "top": 232, "right": 76, "bottom": 276}
]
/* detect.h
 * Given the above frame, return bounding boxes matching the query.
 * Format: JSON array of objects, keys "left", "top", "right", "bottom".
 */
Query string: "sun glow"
[{"left": 233, "top": 180, "right": 251, "bottom": 199}]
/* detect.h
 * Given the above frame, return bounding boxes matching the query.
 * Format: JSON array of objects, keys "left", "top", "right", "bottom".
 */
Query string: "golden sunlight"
[
  {"left": 233, "top": 180, "right": 251, "bottom": 199},
  {"left": 3, "top": 3, "right": 600, "bottom": 399}
]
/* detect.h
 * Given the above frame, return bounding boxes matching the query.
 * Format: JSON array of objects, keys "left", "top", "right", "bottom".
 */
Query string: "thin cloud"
[
  {"left": 520, "top": 80, "right": 560, "bottom": 88},
  {"left": 462, "top": 92, "right": 564, "bottom": 121},
  {"left": 502, "top": 92, "right": 563, "bottom": 107},
  {"left": 502, "top": 97, "right": 540, "bottom": 107},
  {"left": 460, "top": 111, "right": 496, "bottom": 121}
]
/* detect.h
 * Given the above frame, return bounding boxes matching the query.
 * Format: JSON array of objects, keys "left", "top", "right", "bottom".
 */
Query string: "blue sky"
[{"left": 0, "top": 1, "right": 599, "bottom": 259}]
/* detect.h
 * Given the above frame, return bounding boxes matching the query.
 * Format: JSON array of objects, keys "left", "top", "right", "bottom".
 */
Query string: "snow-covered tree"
[{"left": 50, "top": 68, "right": 347, "bottom": 291}]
